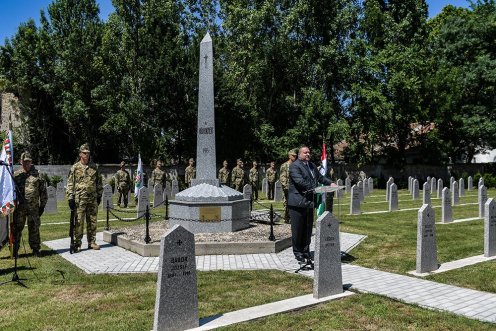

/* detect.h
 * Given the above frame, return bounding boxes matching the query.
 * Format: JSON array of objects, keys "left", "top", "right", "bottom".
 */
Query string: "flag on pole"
[
  {"left": 134, "top": 153, "right": 143, "bottom": 197},
  {"left": 317, "top": 142, "right": 327, "bottom": 216},
  {"left": 0, "top": 131, "right": 15, "bottom": 252}
]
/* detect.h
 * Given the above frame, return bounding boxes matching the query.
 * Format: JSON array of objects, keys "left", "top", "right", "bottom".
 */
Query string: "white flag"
[{"left": 134, "top": 153, "right": 143, "bottom": 197}]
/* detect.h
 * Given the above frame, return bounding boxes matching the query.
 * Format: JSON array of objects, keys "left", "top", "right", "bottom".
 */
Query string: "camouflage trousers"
[
  {"left": 117, "top": 189, "right": 129, "bottom": 207},
  {"left": 251, "top": 183, "right": 259, "bottom": 200},
  {"left": 283, "top": 188, "right": 290, "bottom": 223},
  {"left": 233, "top": 183, "right": 243, "bottom": 192},
  {"left": 14, "top": 208, "right": 41, "bottom": 252},
  {"left": 75, "top": 200, "right": 98, "bottom": 247}
]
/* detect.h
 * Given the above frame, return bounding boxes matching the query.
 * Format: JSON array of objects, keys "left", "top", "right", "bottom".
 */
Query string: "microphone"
[{"left": 0, "top": 160, "right": 6, "bottom": 165}]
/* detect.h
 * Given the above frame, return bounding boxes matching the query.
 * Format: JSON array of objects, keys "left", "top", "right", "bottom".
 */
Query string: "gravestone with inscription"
[
  {"left": 350, "top": 185, "right": 360, "bottom": 215},
  {"left": 169, "top": 33, "right": 249, "bottom": 233},
  {"left": 154, "top": 183, "right": 164, "bottom": 208},
  {"left": 416, "top": 204, "right": 438, "bottom": 274},
  {"left": 163, "top": 181, "right": 172, "bottom": 200},
  {"left": 45, "top": 186, "right": 57, "bottom": 214},
  {"left": 243, "top": 184, "right": 252, "bottom": 201},
  {"left": 171, "top": 179, "right": 179, "bottom": 199},
  {"left": 412, "top": 179, "right": 419, "bottom": 200},
  {"left": 101, "top": 184, "right": 113, "bottom": 212},
  {"left": 452, "top": 181, "right": 459, "bottom": 205},
  {"left": 484, "top": 198, "right": 496, "bottom": 257},
  {"left": 345, "top": 177, "right": 351, "bottom": 193},
  {"left": 261, "top": 178, "right": 267, "bottom": 195},
  {"left": 336, "top": 179, "right": 344, "bottom": 198},
  {"left": 386, "top": 177, "right": 394, "bottom": 202},
  {"left": 459, "top": 178, "right": 465, "bottom": 197},
  {"left": 148, "top": 178, "right": 153, "bottom": 190},
  {"left": 313, "top": 212, "right": 343, "bottom": 298},
  {"left": 357, "top": 180, "right": 364, "bottom": 202},
  {"left": 56, "top": 182, "right": 65, "bottom": 201},
  {"left": 153, "top": 225, "right": 198, "bottom": 331},
  {"left": 431, "top": 177, "right": 436, "bottom": 194},
  {"left": 479, "top": 185, "right": 488, "bottom": 218},
  {"left": 437, "top": 178, "right": 443, "bottom": 199},
  {"left": 441, "top": 188, "right": 452, "bottom": 223},
  {"left": 137, "top": 186, "right": 150, "bottom": 218},
  {"left": 389, "top": 183, "right": 398, "bottom": 212},
  {"left": 422, "top": 182, "right": 430, "bottom": 205},
  {"left": 274, "top": 180, "right": 283, "bottom": 202},
  {"left": 368, "top": 177, "right": 373, "bottom": 193},
  {"left": 468, "top": 176, "right": 473, "bottom": 191}
]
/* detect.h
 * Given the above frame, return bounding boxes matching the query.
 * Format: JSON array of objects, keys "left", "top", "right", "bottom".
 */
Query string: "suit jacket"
[{"left": 288, "top": 159, "right": 332, "bottom": 208}]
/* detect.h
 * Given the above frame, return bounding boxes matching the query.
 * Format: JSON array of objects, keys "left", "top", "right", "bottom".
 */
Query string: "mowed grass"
[{"left": 0, "top": 187, "right": 495, "bottom": 330}]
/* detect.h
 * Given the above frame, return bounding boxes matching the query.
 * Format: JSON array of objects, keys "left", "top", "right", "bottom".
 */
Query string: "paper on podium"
[{"left": 314, "top": 185, "right": 345, "bottom": 194}]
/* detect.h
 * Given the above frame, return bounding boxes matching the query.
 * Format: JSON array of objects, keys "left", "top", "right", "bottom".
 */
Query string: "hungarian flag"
[
  {"left": 0, "top": 131, "right": 15, "bottom": 252},
  {"left": 317, "top": 142, "right": 327, "bottom": 216},
  {"left": 134, "top": 153, "right": 143, "bottom": 197}
]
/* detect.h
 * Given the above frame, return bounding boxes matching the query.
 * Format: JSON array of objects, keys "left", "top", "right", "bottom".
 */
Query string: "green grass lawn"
[{"left": 0, "top": 188, "right": 495, "bottom": 330}]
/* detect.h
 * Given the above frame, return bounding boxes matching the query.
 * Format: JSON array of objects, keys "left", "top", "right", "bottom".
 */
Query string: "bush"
[
  {"left": 474, "top": 172, "right": 496, "bottom": 188},
  {"left": 47, "top": 175, "right": 62, "bottom": 187}
]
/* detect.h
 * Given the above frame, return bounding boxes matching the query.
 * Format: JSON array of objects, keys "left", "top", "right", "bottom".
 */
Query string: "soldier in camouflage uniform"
[
  {"left": 115, "top": 161, "right": 131, "bottom": 208},
  {"left": 151, "top": 160, "right": 167, "bottom": 190},
  {"left": 66, "top": 144, "right": 103, "bottom": 252},
  {"left": 185, "top": 158, "right": 196, "bottom": 187},
  {"left": 279, "top": 149, "right": 297, "bottom": 223},
  {"left": 218, "top": 160, "right": 230, "bottom": 186},
  {"left": 249, "top": 161, "right": 259, "bottom": 200},
  {"left": 13, "top": 152, "right": 48, "bottom": 256},
  {"left": 266, "top": 161, "right": 277, "bottom": 200},
  {"left": 231, "top": 159, "right": 245, "bottom": 192}
]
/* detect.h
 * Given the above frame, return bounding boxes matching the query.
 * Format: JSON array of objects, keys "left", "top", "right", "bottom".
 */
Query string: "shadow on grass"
[{"left": 341, "top": 252, "right": 356, "bottom": 263}]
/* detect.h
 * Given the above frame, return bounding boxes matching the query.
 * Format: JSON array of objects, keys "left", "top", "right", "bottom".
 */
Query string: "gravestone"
[
  {"left": 412, "top": 179, "right": 419, "bottom": 200},
  {"left": 261, "top": 178, "right": 267, "bottom": 195},
  {"left": 459, "top": 178, "right": 465, "bottom": 197},
  {"left": 368, "top": 177, "right": 373, "bottom": 193},
  {"left": 441, "top": 188, "right": 452, "bottom": 223},
  {"left": 137, "top": 186, "right": 150, "bottom": 218},
  {"left": 430, "top": 177, "right": 436, "bottom": 194},
  {"left": 408, "top": 176, "right": 412, "bottom": 193},
  {"left": 56, "top": 182, "right": 65, "bottom": 201},
  {"left": 389, "top": 183, "right": 398, "bottom": 212},
  {"left": 171, "top": 179, "right": 179, "bottom": 199},
  {"left": 386, "top": 177, "right": 394, "bottom": 202},
  {"left": 148, "top": 178, "right": 153, "bottom": 190},
  {"left": 154, "top": 183, "right": 164, "bottom": 208},
  {"left": 452, "top": 181, "right": 459, "bottom": 205},
  {"left": 479, "top": 185, "right": 488, "bottom": 218},
  {"left": 274, "top": 180, "right": 283, "bottom": 202},
  {"left": 426, "top": 176, "right": 431, "bottom": 184},
  {"left": 468, "top": 176, "right": 473, "bottom": 191},
  {"left": 243, "top": 184, "right": 252, "bottom": 201},
  {"left": 416, "top": 204, "right": 438, "bottom": 274},
  {"left": 350, "top": 185, "right": 360, "bottom": 215},
  {"left": 450, "top": 176, "right": 455, "bottom": 190},
  {"left": 163, "top": 182, "right": 172, "bottom": 200},
  {"left": 484, "top": 199, "right": 496, "bottom": 257},
  {"left": 313, "top": 212, "right": 343, "bottom": 298},
  {"left": 101, "top": 184, "right": 113, "bottom": 212},
  {"left": 479, "top": 177, "right": 484, "bottom": 188},
  {"left": 422, "top": 182, "right": 431, "bottom": 205},
  {"left": 345, "top": 177, "right": 351, "bottom": 193},
  {"left": 45, "top": 186, "right": 57, "bottom": 214},
  {"left": 153, "top": 225, "right": 198, "bottom": 331},
  {"left": 437, "top": 178, "right": 443, "bottom": 199},
  {"left": 357, "top": 181, "right": 364, "bottom": 202},
  {"left": 336, "top": 179, "right": 344, "bottom": 198},
  {"left": 410, "top": 177, "right": 415, "bottom": 193},
  {"left": 363, "top": 179, "right": 368, "bottom": 197}
]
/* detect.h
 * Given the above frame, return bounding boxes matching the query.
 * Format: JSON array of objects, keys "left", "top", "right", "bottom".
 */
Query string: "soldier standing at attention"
[
  {"left": 185, "top": 158, "right": 196, "bottom": 187},
  {"left": 266, "top": 161, "right": 277, "bottom": 200},
  {"left": 151, "top": 160, "right": 166, "bottom": 189},
  {"left": 13, "top": 152, "right": 48, "bottom": 257},
  {"left": 218, "top": 160, "right": 230, "bottom": 186},
  {"left": 231, "top": 159, "right": 245, "bottom": 192},
  {"left": 66, "top": 144, "right": 103, "bottom": 252},
  {"left": 115, "top": 161, "right": 131, "bottom": 208},
  {"left": 249, "top": 161, "right": 259, "bottom": 200},
  {"left": 279, "top": 149, "right": 297, "bottom": 223}
]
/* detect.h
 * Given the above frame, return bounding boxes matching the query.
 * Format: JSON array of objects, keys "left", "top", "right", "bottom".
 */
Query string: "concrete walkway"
[{"left": 43, "top": 231, "right": 496, "bottom": 325}]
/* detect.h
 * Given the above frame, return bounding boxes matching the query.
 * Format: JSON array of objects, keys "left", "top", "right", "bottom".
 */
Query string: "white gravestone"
[
  {"left": 389, "top": 183, "right": 398, "bottom": 212},
  {"left": 274, "top": 180, "right": 283, "bottom": 202},
  {"left": 148, "top": 178, "right": 153, "bottom": 190},
  {"left": 468, "top": 176, "right": 473, "bottom": 191},
  {"left": 45, "top": 186, "right": 57, "bottom": 214},
  {"left": 313, "top": 212, "right": 343, "bottom": 298},
  {"left": 350, "top": 185, "right": 361, "bottom": 215},
  {"left": 459, "top": 178, "right": 465, "bottom": 197},
  {"left": 479, "top": 177, "right": 484, "bottom": 188},
  {"left": 243, "top": 184, "right": 252, "bottom": 201},
  {"left": 452, "top": 181, "right": 459, "bottom": 206},
  {"left": 171, "top": 179, "right": 179, "bottom": 199},
  {"left": 368, "top": 177, "right": 373, "bottom": 193},
  {"left": 137, "top": 186, "right": 150, "bottom": 218},
  {"left": 416, "top": 204, "right": 438, "bottom": 274},
  {"left": 479, "top": 185, "right": 488, "bottom": 218},
  {"left": 163, "top": 181, "right": 172, "bottom": 201},
  {"left": 386, "top": 177, "right": 394, "bottom": 202},
  {"left": 437, "top": 178, "right": 443, "bottom": 199},
  {"left": 363, "top": 179, "right": 368, "bottom": 197},
  {"left": 430, "top": 177, "right": 436, "bottom": 194},
  {"left": 153, "top": 225, "right": 198, "bottom": 331},
  {"left": 412, "top": 179, "right": 419, "bottom": 200},
  {"left": 154, "top": 183, "right": 164, "bottom": 208},
  {"left": 336, "top": 179, "right": 344, "bottom": 198},
  {"left": 357, "top": 181, "right": 363, "bottom": 203},
  {"left": 101, "top": 184, "right": 113, "bottom": 212},
  {"left": 408, "top": 176, "right": 412, "bottom": 194},
  {"left": 450, "top": 176, "right": 455, "bottom": 191},
  {"left": 261, "top": 178, "right": 267, "bottom": 195},
  {"left": 484, "top": 198, "right": 496, "bottom": 257},
  {"left": 441, "top": 188, "right": 452, "bottom": 223},
  {"left": 345, "top": 177, "right": 351, "bottom": 194},
  {"left": 422, "top": 182, "right": 430, "bottom": 205},
  {"left": 56, "top": 182, "right": 65, "bottom": 201}
]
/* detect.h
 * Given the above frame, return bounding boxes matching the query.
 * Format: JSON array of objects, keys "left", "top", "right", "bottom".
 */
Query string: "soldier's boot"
[
  {"left": 89, "top": 243, "right": 100, "bottom": 250},
  {"left": 74, "top": 246, "right": 82, "bottom": 253}
]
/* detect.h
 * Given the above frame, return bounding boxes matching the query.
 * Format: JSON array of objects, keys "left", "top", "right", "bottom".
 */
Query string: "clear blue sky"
[{"left": 0, "top": 0, "right": 472, "bottom": 46}]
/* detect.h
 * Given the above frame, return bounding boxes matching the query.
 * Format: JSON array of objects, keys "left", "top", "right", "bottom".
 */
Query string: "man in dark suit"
[{"left": 288, "top": 146, "right": 333, "bottom": 264}]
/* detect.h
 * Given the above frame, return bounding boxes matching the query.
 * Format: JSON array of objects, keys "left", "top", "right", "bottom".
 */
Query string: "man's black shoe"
[
  {"left": 296, "top": 256, "right": 306, "bottom": 264},
  {"left": 32, "top": 249, "right": 41, "bottom": 257}
]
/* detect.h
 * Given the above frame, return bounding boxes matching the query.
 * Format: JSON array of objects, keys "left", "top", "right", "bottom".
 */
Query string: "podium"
[{"left": 313, "top": 185, "right": 345, "bottom": 194}]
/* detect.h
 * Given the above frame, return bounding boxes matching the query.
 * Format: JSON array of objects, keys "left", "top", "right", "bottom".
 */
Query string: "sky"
[{"left": 0, "top": 0, "right": 472, "bottom": 46}]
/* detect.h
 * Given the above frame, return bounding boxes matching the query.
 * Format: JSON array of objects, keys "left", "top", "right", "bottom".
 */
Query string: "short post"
[
  {"left": 105, "top": 200, "right": 110, "bottom": 230},
  {"left": 269, "top": 204, "right": 275, "bottom": 241},
  {"left": 165, "top": 195, "right": 169, "bottom": 220},
  {"left": 145, "top": 204, "right": 151, "bottom": 244}
]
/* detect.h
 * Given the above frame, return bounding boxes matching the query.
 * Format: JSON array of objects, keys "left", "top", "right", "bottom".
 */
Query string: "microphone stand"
[{"left": 0, "top": 160, "right": 27, "bottom": 287}]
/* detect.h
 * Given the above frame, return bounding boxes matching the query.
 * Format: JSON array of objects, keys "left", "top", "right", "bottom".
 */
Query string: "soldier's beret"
[
  {"left": 79, "top": 143, "right": 90, "bottom": 153},
  {"left": 289, "top": 149, "right": 298, "bottom": 156},
  {"left": 20, "top": 152, "right": 32, "bottom": 161}
]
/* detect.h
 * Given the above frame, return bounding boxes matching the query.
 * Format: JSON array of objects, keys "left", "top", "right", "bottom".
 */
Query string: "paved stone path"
[{"left": 43, "top": 231, "right": 496, "bottom": 325}]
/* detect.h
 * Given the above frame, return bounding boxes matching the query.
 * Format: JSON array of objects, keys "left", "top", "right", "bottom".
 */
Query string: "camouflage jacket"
[
  {"left": 66, "top": 161, "right": 103, "bottom": 203},
  {"left": 249, "top": 168, "right": 259, "bottom": 184},
  {"left": 231, "top": 166, "right": 245, "bottom": 187},
  {"left": 185, "top": 165, "right": 196, "bottom": 185},
  {"left": 14, "top": 166, "right": 48, "bottom": 210},
  {"left": 115, "top": 169, "right": 131, "bottom": 191},
  {"left": 279, "top": 161, "right": 290, "bottom": 189},
  {"left": 151, "top": 168, "right": 166, "bottom": 188},
  {"left": 266, "top": 167, "right": 276, "bottom": 183},
  {"left": 218, "top": 167, "right": 230, "bottom": 185}
]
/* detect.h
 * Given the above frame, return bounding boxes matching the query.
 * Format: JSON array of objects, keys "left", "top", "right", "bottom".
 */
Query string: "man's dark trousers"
[{"left": 289, "top": 206, "right": 313, "bottom": 259}]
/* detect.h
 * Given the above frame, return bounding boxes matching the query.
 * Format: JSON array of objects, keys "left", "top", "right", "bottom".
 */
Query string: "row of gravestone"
[
  {"left": 416, "top": 198, "right": 496, "bottom": 274},
  {"left": 259, "top": 180, "right": 283, "bottom": 201},
  {"left": 152, "top": 211, "right": 345, "bottom": 331},
  {"left": 408, "top": 175, "right": 482, "bottom": 198}
]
